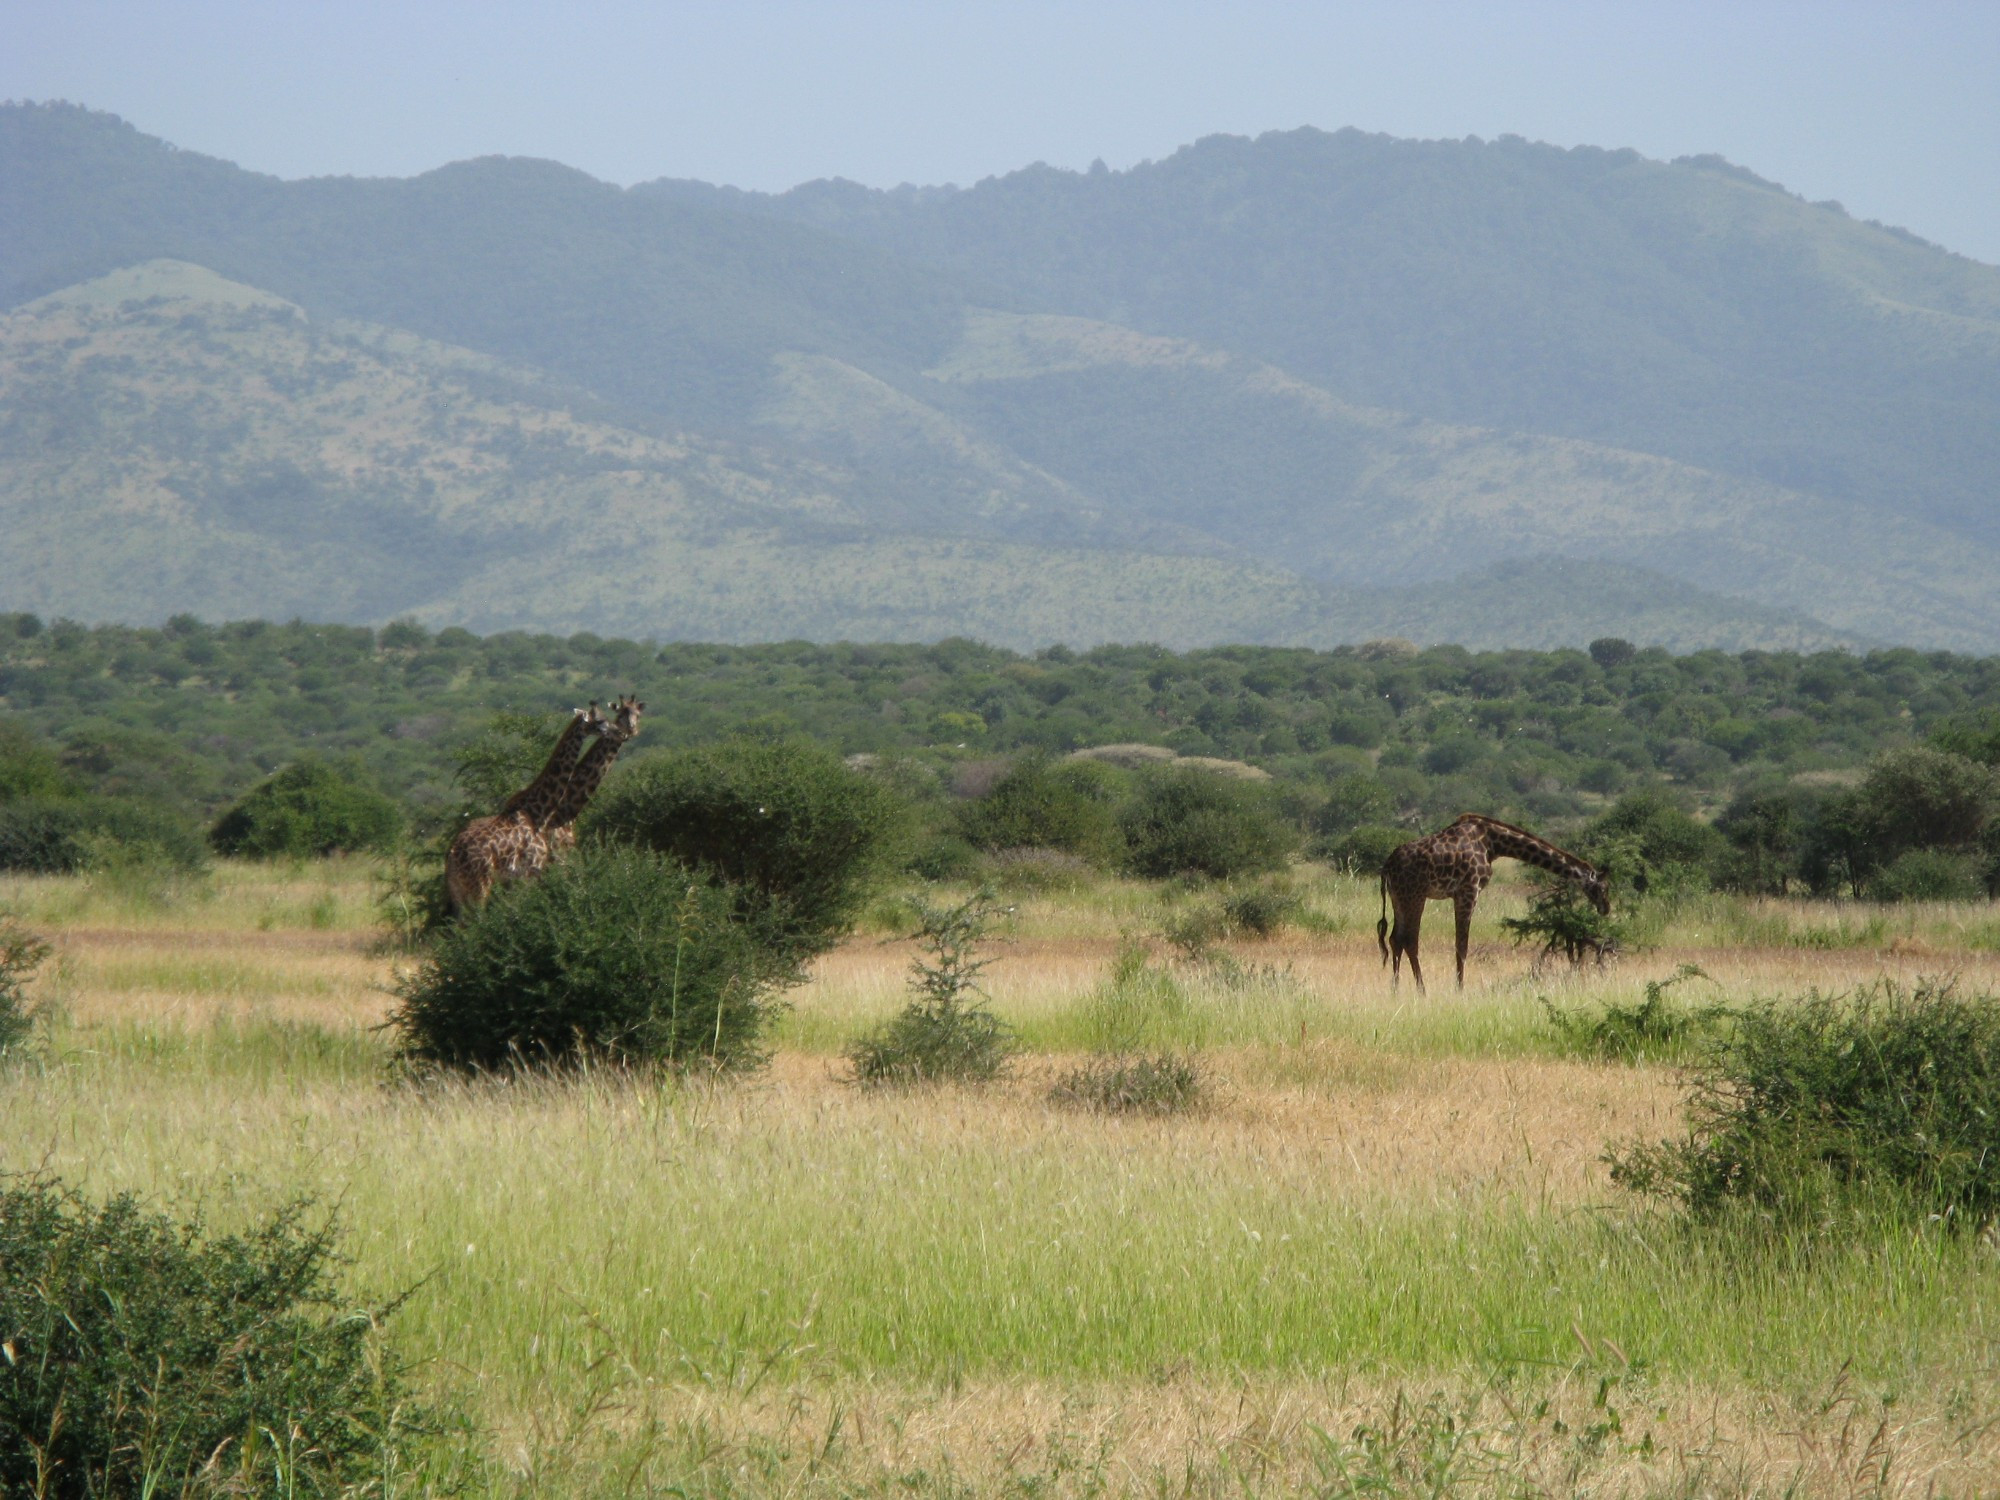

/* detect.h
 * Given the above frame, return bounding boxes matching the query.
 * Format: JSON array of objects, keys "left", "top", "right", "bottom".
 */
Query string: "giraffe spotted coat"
[{"left": 1376, "top": 813, "right": 1609, "bottom": 991}]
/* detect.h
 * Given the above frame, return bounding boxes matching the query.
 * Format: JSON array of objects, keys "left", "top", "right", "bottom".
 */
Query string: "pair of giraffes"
[
  {"left": 445, "top": 695, "right": 644, "bottom": 912},
  {"left": 446, "top": 706, "right": 1608, "bottom": 990},
  {"left": 1376, "top": 813, "right": 1611, "bottom": 992}
]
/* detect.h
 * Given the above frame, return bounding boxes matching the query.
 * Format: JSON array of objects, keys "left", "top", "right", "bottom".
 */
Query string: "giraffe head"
[
  {"left": 1581, "top": 865, "right": 1611, "bottom": 915},
  {"left": 606, "top": 694, "right": 644, "bottom": 743}
]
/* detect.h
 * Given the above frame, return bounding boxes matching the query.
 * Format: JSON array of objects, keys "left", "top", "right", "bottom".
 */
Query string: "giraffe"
[
  {"left": 444, "top": 702, "right": 609, "bottom": 913},
  {"left": 1376, "top": 813, "right": 1609, "bottom": 992},
  {"left": 542, "top": 694, "right": 643, "bottom": 835}
]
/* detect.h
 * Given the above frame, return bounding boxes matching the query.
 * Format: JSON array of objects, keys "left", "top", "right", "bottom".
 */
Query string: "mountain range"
[{"left": 3, "top": 102, "right": 1997, "bottom": 652}]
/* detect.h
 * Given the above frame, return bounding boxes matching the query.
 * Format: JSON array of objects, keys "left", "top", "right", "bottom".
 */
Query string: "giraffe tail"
[{"left": 1377, "top": 871, "right": 1390, "bottom": 966}]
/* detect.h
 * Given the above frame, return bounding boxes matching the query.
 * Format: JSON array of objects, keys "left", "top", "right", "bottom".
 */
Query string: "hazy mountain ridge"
[
  {"left": 689, "top": 126, "right": 2000, "bottom": 542},
  {"left": 0, "top": 259, "right": 1861, "bottom": 653},
  {"left": 2, "top": 104, "right": 1994, "bottom": 652}
]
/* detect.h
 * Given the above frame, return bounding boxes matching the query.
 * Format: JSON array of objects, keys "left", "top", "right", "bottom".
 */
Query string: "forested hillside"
[
  {"left": 5, "top": 103, "right": 1998, "bottom": 650},
  {"left": 3, "top": 613, "right": 1995, "bottom": 828},
  {"left": 705, "top": 127, "right": 2000, "bottom": 542}
]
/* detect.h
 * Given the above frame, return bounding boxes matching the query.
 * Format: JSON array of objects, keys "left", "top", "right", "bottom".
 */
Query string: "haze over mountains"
[{"left": 4, "top": 102, "right": 1997, "bottom": 651}]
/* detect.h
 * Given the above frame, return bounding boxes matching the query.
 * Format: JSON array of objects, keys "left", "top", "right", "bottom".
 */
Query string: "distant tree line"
[{"left": 3, "top": 613, "right": 2000, "bottom": 898}]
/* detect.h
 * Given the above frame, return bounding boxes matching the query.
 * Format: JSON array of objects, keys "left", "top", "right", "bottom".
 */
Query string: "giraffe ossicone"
[{"left": 1375, "top": 813, "right": 1608, "bottom": 992}]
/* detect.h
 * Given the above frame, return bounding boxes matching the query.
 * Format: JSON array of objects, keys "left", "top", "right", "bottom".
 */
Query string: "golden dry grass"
[{"left": 9, "top": 860, "right": 2000, "bottom": 1496}]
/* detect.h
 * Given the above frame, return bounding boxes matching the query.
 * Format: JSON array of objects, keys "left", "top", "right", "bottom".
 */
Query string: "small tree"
[
  {"left": 1609, "top": 979, "right": 2000, "bottom": 1233},
  {"left": 847, "top": 891, "right": 1017, "bottom": 1087},
  {"left": 957, "top": 754, "right": 1125, "bottom": 866},
  {"left": 587, "top": 737, "right": 908, "bottom": 959},
  {"left": 210, "top": 758, "right": 402, "bottom": 859},
  {"left": 0, "top": 1180, "right": 436, "bottom": 1497},
  {"left": 1120, "top": 766, "right": 1295, "bottom": 880}
]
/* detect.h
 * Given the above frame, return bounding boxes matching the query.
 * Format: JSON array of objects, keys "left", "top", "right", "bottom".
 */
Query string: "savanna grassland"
[{"left": 5, "top": 857, "right": 1998, "bottom": 1498}]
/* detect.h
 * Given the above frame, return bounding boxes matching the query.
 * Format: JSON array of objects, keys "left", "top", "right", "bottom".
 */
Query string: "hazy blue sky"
[{"left": 10, "top": 1, "right": 2000, "bottom": 263}]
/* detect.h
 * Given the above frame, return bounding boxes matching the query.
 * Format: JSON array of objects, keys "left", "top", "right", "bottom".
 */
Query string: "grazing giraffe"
[
  {"left": 444, "top": 702, "right": 608, "bottom": 913},
  {"left": 542, "top": 694, "right": 643, "bottom": 835},
  {"left": 1376, "top": 813, "right": 1609, "bottom": 991}
]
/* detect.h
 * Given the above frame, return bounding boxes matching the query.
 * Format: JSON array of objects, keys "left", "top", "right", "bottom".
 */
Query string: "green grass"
[
  {"left": 1, "top": 1044, "right": 1987, "bottom": 1399},
  {"left": 9, "top": 859, "right": 2000, "bottom": 1494}
]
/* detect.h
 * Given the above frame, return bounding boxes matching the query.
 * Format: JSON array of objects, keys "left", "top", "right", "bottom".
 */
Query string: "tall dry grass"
[{"left": 5, "top": 858, "right": 2000, "bottom": 1495}]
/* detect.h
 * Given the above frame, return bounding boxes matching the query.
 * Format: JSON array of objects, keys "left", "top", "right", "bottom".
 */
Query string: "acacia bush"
[
  {"left": 0, "top": 796, "right": 207, "bottom": 874},
  {"left": 209, "top": 758, "right": 402, "bottom": 859},
  {"left": 0, "top": 1179, "right": 434, "bottom": 1499},
  {"left": 0, "top": 918, "right": 49, "bottom": 1056},
  {"left": 1542, "top": 965, "right": 1725, "bottom": 1064},
  {"left": 1119, "top": 766, "right": 1295, "bottom": 880},
  {"left": 847, "top": 892, "right": 1016, "bottom": 1087},
  {"left": 1609, "top": 978, "right": 2000, "bottom": 1232},
  {"left": 587, "top": 737, "right": 907, "bottom": 959},
  {"left": 1869, "top": 848, "right": 1985, "bottom": 902},
  {"left": 391, "top": 844, "right": 788, "bottom": 1072},
  {"left": 957, "top": 753, "right": 1125, "bottom": 866}
]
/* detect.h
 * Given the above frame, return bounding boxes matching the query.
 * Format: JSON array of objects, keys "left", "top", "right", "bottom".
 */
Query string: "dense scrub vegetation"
[
  {"left": 1611, "top": 980, "right": 2000, "bottom": 1233},
  {"left": 0, "top": 1180, "right": 434, "bottom": 1497},
  {"left": 4, "top": 615, "right": 2000, "bottom": 899},
  {"left": 391, "top": 844, "right": 788, "bottom": 1071}
]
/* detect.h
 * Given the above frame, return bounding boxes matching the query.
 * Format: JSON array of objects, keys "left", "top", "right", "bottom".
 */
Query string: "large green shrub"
[
  {"left": 0, "top": 721, "right": 75, "bottom": 802},
  {"left": 586, "top": 737, "right": 907, "bottom": 958},
  {"left": 1323, "top": 823, "right": 1409, "bottom": 876},
  {"left": 391, "top": 843, "right": 787, "bottom": 1071},
  {"left": 1869, "top": 847, "right": 1985, "bottom": 902},
  {"left": 1119, "top": 766, "right": 1295, "bottom": 880},
  {"left": 1584, "top": 789, "right": 1727, "bottom": 894},
  {"left": 0, "top": 796, "right": 207, "bottom": 874},
  {"left": 1609, "top": 979, "right": 2000, "bottom": 1232},
  {"left": 0, "top": 1179, "right": 433, "bottom": 1498},
  {"left": 210, "top": 758, "right": 402, "bottom": 859},
  {"left": 957, "top": 754, "right": 1125, "bottom": 866}
]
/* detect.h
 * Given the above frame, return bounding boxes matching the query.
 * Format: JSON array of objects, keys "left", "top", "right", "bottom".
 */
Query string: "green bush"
[
  {"left": 1584, "top": 789, "right": 1727, "bottom": 894},
  {"left": 391, "top": 844, "right": 788, "bottom": 1072},
  {"left": 1322, "top": 823, "right": 1409, "bottom": 876},
  {"left": 1219, "top": 881, "right": 1300, "bottom": 937},
  {"left": 0, "top": 1179, "right": 435, "bottom": 1498},
  {"left": 587, "top": 737, "right": 907, "bottom": 959},
  {"left": 0, "top": 918, "right": 49, "bottom": 1057},
  {"left": 1501, "top": 877, "right": 1623, "bottom": 966},
  {"left": 0, "top": 796, "right": 207, "bottom": 874},
  {"left": 1542, "top": 965, "right": 1726, "bottom": 1064},
  {"left": 0, "top": 721, "right": 75, "bottom": 802},
  {"left": 209, "top": 759, "right": 402, "bottom": 859},
  {"left": 1608, "top": 978, "right": 2000, "bottom": 1231},
  {"left": 847, "top": 892, "right": 1016, "bottom": 1087},
  {"left": 1048, "top": 1053, "right": 1206, "bottom": 1115},
  {"left": 957, "top": 754, "right": 1125, "bottom": 866},
  {"left": 904, "top": 831, "right": 984, "bottom": 882},
  {"left": 1869, "top": 847, "right": 1985, "bottom": 903},
  {"left": 1120, "top": 766, "right": 1295, "bottom": 880}
]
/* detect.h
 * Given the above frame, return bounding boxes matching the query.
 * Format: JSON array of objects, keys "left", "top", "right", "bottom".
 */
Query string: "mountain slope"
[
  {"left": 5, "top": 106, "right": 1995, "bottom": 651},
  {"left": 0, "top": 260, "right": 1859, "bottom": 653},
  {"left": 684, "top": 127, "right": 2000, "bottom": 542}
]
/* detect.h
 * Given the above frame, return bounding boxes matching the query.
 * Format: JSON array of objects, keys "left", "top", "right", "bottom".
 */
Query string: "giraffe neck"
[
  {"left": 503, "top": 710, "right": 592, "bottom": 824},
  {"left": 1466, "top": 816, "right": 1598, "bottom": 886},
  {"left": 546, "top": 728, "right": 632, "bottom": 829}
]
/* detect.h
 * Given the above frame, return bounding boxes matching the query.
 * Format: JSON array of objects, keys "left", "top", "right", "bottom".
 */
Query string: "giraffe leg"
[
  {"left": 1453, "top": 889, "right": 1479, "bottom": 989},
  {"left": 1393, "top": 898, "right": 1425, "bottom": 994}
]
